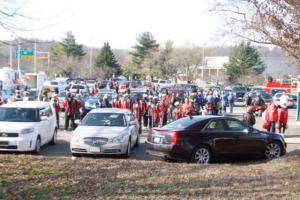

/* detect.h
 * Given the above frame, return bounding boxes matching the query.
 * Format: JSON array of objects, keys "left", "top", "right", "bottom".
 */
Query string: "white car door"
[
  {"left": 46, "top": 105, "right": 56, "bottom": 142},
  {"left": 38, "top": 107, "right": 48, "bottom": 144},
  {"left": 129, "top": 113, "right": 138, "bottom": 147}
]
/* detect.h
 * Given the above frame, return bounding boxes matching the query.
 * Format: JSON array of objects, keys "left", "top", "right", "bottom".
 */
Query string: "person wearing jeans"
[{"left": 63, "top": 93, "right": 76, "bottom": 131}]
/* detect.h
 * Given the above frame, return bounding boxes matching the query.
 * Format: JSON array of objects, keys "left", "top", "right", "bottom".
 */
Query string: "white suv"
[{"left": 0, "top": 101, "right": 57, "bottom": 154}]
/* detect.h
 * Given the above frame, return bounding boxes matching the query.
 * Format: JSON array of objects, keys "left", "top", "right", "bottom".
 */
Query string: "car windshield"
[
  {"left": 130, "top": 92, "right": 143, "bottom": 101},
  {"left": 93, "top": 93, "right": 113, "bottom": 101},
  {"left": 233, "top": 87, "right": 246, "bottom": 92},
  {"left": 72, "top": 85, "right": 85, "bottom": 89},
  {"left": 81, "top": 113, "right": 127, "bottom": 127},
  {"left": 164, "top": 117, "right": 199, "bottom": 129},
  {"left": 50, "top": 81, "right": 58, "bottom": 85},
  {"left": 0, "top": 107, "right": 39, "bottom": 122},
  {"left": 59, "top": 92, "right": 66, "bottom": 98}
]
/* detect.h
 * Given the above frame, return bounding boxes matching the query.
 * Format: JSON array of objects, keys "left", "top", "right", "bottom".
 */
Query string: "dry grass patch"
[{"left": 0, "top": 151, "right": 299, "bottom": 200}]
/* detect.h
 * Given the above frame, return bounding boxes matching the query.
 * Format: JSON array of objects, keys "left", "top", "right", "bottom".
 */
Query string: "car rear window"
[
  {"left": 164, "top": 117, "right": 200, "bottom": 129},
  {"left": 0, "top": 108, "right": 39, "bottom": 122}
]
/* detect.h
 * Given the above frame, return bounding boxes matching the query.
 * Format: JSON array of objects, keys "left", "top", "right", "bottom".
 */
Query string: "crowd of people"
[
  {"left": 0, "top": 80, "right": 291, "bottom": 134},
  {"left": 242, "top": 92, "right": 289, "bottom": 134}
]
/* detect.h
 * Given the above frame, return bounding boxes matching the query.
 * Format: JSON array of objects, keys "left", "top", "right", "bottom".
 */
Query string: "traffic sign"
[{"left": 16, "top": 50, "right": 34, "bottom": 59}]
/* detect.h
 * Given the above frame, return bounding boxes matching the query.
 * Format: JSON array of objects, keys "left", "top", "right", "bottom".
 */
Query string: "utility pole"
[
  {"left": 89, "top": 47, "right": 93, "bottom": 78},
  {"left": 202, "top": 46, "right": 205, "bottom": 80},
  {"left": 34, "top": 39, "right": 37, "bottom": 73},
  {"left": 17, "top": 44, "right": 21, "bottom": 81},
  {"left": 9, "top": 41, "right": 12, "bottom": 69}
]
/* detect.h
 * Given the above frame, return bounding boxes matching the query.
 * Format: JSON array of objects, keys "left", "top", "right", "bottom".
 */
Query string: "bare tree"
[
  {"left": 169, "top": 47, "right": 202, "bottom": 82},
  {"left": 213, "top": 0, "right": 300, "bottom": 60},
  {"left": 0, "top": 0, "right": 34, "bottom": 36}
]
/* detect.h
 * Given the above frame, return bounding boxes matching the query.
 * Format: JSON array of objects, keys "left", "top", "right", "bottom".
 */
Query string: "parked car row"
[{"left": 0, "top": 101, "right": 286, "bottom": 164}]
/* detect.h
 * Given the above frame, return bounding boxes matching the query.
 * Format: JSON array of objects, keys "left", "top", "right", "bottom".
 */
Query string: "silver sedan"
[{"left": 70, "top": 108, "right": 140, "bottom": 157}]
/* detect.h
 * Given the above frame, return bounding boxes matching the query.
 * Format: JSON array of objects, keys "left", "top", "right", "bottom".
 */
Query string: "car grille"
[
  {"left": 0, "top": 133, "right": 19, "bottom": 137},
  {"left": 103, "top": 149, "right": 121, "bottom": 154},
  {"left": 0, "top": 145, "right": 17, "bottom": 149},
  {"left": 72, "top": 148, "right": 87, "bottom": 153},
  {"left": 83, "top": 137, "right": 108, "bottom": 146}
]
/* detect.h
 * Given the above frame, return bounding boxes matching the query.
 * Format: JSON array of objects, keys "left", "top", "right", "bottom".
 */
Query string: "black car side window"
[
  {"left": 225, "top": 120, "right": 247, "bottom": 132},
  {"left": 205, "top": 120, "right": 226, "bottom": 132}
]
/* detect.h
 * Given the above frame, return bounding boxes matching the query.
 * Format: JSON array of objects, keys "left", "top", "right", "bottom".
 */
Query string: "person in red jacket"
[
  {"left": 265, "top": 102, "right": 278, "bottom": 133},
  {"left": 172, "top": 102, "right": 182, "bottom": 121},
  {"left": 114, "top": 95, "right": 122, "bottom": 109},
  {"left": 52, "top": 94, "right": 60, "bottom": 128},
  {"left": 278, "top": 103, "right": 288, "bottom": 134},
  {"left": 121, "top": 94, "right": 130, "bottom": 109},
  {"left": 182, "top": 97, "right": 193, "bottom": 117},
  {"left": 153, "top": 97, "right": 161, "bottom": 127},
  {"left": 63, "top": 93, "right": 77, "bottom": 131}
]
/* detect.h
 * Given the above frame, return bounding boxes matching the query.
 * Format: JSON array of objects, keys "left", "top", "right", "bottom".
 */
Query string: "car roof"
[
  {"left": 90, "top": 108, "right": 131, "bottom": 114},
  {"left": 1, "top": 101, "right": 52, "bottom": 108}
]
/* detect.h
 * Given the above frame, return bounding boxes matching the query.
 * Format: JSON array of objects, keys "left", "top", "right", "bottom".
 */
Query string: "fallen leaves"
[{"left": 0, "top": 152, "right": 299, "bottom": 199}]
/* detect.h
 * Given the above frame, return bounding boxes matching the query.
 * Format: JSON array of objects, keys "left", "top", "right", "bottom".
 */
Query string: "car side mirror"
[
  {"left": 74, "top": 119, "right": 81, "bottom": 125},
  {"left": 243, "top": 128, "right": 249, "bottom": 134}
]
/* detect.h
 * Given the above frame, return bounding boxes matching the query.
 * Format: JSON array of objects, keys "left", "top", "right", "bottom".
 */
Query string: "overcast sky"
[{"left": 2, "top": 0, "right": 226, "bottom": 49}]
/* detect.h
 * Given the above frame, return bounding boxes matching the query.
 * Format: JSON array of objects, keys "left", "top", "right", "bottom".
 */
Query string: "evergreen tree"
[
  {"left": 224, "top": 42, "right": 265, "bottom": 83},
  {"left": 131, "top": 32, "right": 159, "bottom": 68},
  {"left": 95, "top": 42, "right": 121, "bottom": 78},
  {"left": 61, "top": 31, "right": 86, "bottom": 58}
]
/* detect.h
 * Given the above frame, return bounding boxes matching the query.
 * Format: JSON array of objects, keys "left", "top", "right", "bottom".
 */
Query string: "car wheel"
[
  {"left": 33, "top": 137, "right": 41, "bottom": 154},
  {"left": 191, "top": 145, "right": 212, "bottom": 164},
  {"left": 123, "top": 139, "right": 131, "bottom": 158},
  {"left": 50, "top": 129, "right": 57, "bottom": 145},
  {"left": 72, "top": 153, "right": 80, "bottom": 157},
  {"left": 134, "top": 134, "right": 140, "bottom": 148},
  {"left": 265, "top": 142, "right": 282, "bottom": 159}
]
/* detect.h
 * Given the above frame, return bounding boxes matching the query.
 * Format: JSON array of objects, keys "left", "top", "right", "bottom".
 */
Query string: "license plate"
[
  {"left": 0, "top": 141, "right": 9, "bottom": 146},
  {"left": 90, "top": 147, "right": 101, "bottom": 152},
  {"left": 153, "top": 137, "right": 161, "bottom": 143}
]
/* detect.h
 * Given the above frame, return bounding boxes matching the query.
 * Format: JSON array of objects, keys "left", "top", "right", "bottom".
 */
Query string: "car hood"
[
  {"left": 0, "top": 122, "right": 37, "bottom": 132},
  {"left": 86, "top": 98, "right": 98, "bottom": 104},
  {"left": 260, "top": 131, "right": 284, "bottom": 139},
  {"left": 73, "top": 126, "right": 128, "bottom": 139}
]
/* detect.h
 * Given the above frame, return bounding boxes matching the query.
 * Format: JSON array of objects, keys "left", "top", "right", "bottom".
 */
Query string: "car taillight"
[
  {"left": 288, "top": 99, "right": 293, "bottom": 102},
  {"left": 170, "top": 131, "right": 179, "bottom": 144},
  {"left": 275, "top": 99, "right": 280, "bottom": 101}
]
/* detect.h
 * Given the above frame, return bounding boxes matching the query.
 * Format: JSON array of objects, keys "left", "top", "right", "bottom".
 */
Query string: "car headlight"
[
  {"left": 21, "top": 128, "right": 35, "bottom": 134},
  {"left": 110, "top": 135, "right": 127, "bottom": 144}
]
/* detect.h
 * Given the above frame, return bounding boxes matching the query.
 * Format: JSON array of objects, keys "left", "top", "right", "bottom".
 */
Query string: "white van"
[{"left": 0, "top": 101, "right": 57, "bottom": 153}]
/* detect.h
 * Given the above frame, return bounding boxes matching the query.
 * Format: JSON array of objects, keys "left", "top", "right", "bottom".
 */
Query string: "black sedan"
[{"left": 146, "top": 116, "right": 286, "bottom": 164}]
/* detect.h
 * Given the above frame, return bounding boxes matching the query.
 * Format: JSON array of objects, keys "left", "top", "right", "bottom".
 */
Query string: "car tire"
[
  {"left": 50, "top": 129, "right": 57, "bottom": 145},
  {"left": 33, "top": 137, "right": 41, "bottom": 155},
  {"left": 123, "top": 139, "right": 131, "bottom": 158},
  {"left": 134, "top": 134, "right": 140, "bottom": 148},
  {"left": 72, "top": 153, "right": 80, "bottom": 157},
  {"left": 191, "top": 145, "right": 212, "bottom": 164},
  {"left": 265, "top": 141, "right": 283, "bottom": 159}
]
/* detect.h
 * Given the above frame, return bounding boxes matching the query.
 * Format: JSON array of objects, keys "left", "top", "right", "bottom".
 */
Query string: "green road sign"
[{"left": 16, "top": 50, "right": 34, "bottom": 58}]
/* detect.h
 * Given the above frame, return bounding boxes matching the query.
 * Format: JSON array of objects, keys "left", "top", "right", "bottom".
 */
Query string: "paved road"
[{"left": 40, "top": 106, "right": 300, "bottom": 160}]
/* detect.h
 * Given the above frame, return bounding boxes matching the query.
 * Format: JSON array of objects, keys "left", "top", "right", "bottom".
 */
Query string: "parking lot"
[{"left": 39, "top": 105, "right": 300, "bottom": 160}]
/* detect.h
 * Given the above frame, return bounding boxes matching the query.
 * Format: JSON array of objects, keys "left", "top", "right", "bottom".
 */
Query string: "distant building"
[
  {"left": 197, "top": 56, "right": 229, "bottom": 83},
  {"left": 197, "top": 56, "right": 298, "bottom": 83}
]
